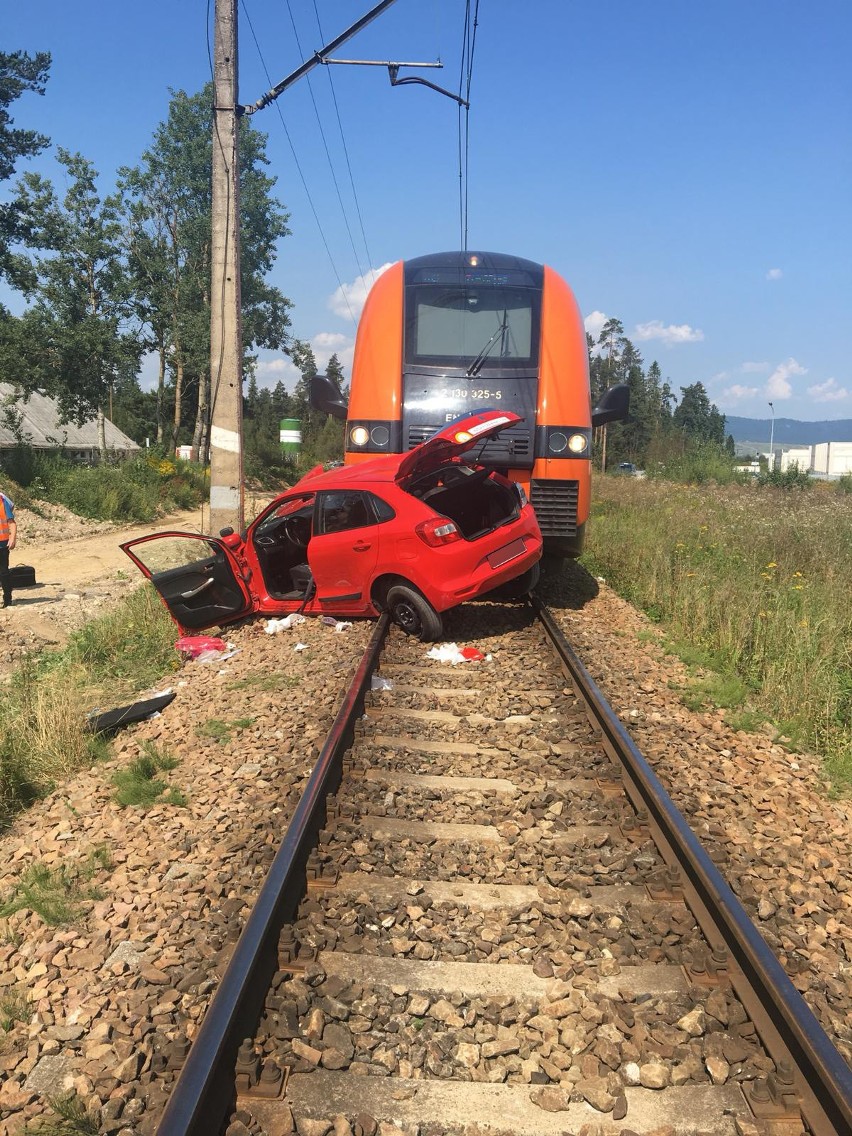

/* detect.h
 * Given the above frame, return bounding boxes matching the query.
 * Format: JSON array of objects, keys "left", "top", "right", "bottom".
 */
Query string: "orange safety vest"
[{"left": 0, "top": 494, "right": 13, "bottom": 544}]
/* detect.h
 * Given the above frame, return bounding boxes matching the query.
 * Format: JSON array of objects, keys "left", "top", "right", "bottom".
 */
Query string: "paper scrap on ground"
[
  {"left": 265, "top": 614, "right": 307, "bottom": 634},
  {"left": 426, "top": 642, "right": 490, "bottom": 664}
]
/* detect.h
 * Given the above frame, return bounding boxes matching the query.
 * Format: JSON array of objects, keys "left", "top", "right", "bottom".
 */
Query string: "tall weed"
[
  {"left": 0, "top": 586, "right": 178, "bottom": 826},
  {"left": 0, "top": 448, "right": 206, "bottom": 522},
  {"left": 586, "top": 477, "right": 852, "bottom": 788}
]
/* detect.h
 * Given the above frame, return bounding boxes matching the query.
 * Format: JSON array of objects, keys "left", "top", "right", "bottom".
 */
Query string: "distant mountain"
[{"left": 724, "top": 416, "right": 852, "bottom": 446}]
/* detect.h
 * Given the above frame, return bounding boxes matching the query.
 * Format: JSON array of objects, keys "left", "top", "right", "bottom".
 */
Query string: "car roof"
[{"left": 294, "top": 457, "right": 399, "bottom": 491}]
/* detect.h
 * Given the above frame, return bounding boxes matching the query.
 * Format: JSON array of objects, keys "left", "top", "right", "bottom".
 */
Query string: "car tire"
[{"left": 386, "top": 584, "right": 443, "bottom": 641}]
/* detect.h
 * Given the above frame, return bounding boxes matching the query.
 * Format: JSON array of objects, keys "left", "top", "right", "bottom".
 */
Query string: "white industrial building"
[
  {"left": 812, "top": 441, "right": 852, "bottom": 476},
  {"left": 778, "top": 446, "right": 812, "bottom": 473},
  {"left": 775, "top": 441, "right": 852, "bottom": 477}
]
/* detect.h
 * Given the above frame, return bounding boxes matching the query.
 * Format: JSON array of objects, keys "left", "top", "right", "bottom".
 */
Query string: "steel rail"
[
  {"left": 533, "top": 595, "right": 852, "bottom": 1136},
  {"left": 156, "top": 615, "right": 391, "bottom": 1136}
]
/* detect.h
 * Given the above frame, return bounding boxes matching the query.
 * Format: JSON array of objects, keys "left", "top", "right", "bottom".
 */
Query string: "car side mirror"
[
  {"left": 310, "top": 373, "right": 348, "bottom": 420},
  {"left": 591, "top": 383, "right": 630, "bottom": 428}
]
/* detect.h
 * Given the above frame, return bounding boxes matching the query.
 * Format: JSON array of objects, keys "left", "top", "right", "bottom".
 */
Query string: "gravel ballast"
[{"left": 0, "top": 564, "right": 849, "bottom": 1134}]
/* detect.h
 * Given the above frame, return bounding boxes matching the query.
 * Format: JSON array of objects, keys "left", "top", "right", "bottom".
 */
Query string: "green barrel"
[{"left": 279, "top": 418, "right": 301, "bottom": 456}]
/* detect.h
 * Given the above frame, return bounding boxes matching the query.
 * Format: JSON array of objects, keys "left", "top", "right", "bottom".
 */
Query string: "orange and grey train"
[{"left": 312, "top": 250, "right": 628, "bottom": 558}]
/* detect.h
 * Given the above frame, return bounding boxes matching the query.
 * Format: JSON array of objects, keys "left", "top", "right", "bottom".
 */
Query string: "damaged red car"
[{"left": 121, "top": 409, "right": 543, "bottom": 641}]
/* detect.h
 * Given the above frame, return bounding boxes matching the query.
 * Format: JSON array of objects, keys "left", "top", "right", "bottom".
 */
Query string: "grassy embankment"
[
  {"left": 0, "top": 586, "right": 180, "bottom": 827},
  {"left": 4, "top": 449, "right": 208, "bottom": 522},
  {"left": 0, "top": 455, "right": 208, "bottom": 827},
  {"left": 583, "top": 476, "right": 852, "bottom": 792}
]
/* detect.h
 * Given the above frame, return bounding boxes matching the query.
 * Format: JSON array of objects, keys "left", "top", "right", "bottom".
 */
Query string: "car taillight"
[{"left": 415, "top": 518, "right": 462, "bottom": 547}]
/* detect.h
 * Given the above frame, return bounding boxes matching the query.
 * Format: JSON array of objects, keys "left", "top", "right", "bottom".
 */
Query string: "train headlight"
[
  {"left": 545, "top": 427, "right": 590, "bottom": 456},
  {"left": 350, "top": 426, "right": 370, "bottom": 447},
  {"left": 370, "top": 425, "right": 390, "bottom": 447}
]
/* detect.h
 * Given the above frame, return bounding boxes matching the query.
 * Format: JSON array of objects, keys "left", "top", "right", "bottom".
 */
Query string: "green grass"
[
  {"left": 195, "top": 717, "right": 255, "bottom": 743},
  {"left": 25, "top": 1093, "right": 99, "bottom": 1135},
  {"left": 0, "top": 450, "right": 207, "bottom": 523},
  {"left": 112, "top": 741, "right": 186, "bottom": 808},
  {"left": 583, "top": 476, "right": 852, "bottom": 791},
  {"left": 0, "top": 984, "right": 30, "bottom": 1031},
  {"left": 226, "top": 672, "right": 298, "bottom": 692},
  {"left": 0, "top": 585, "right": 179, "bottom": 827},
  {"left": 0, "top": 847, "right": 110, "bottom": 926}
]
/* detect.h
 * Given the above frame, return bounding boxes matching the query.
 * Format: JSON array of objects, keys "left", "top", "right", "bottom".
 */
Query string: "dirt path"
[{"left": 0, "top": 499, "right": 263, "bottom": 673}]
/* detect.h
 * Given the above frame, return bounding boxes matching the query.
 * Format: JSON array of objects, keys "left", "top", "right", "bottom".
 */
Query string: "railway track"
[{"left": 155, "top": 599, "right": 852, "bottom": 1136}]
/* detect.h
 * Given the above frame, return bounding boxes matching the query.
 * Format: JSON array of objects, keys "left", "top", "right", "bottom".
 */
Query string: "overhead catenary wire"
[
  {"left": 284, "top": 0, "right": 369, "bottom": 296},
  {"left": 312, "top": 0, "right": 377, "bottom": 288},
  {"left": 240, "top": 0, "right": 358, "bottom": 326},
  {"left": 457, "top": 0, "right": 480, "bottom": 252}
]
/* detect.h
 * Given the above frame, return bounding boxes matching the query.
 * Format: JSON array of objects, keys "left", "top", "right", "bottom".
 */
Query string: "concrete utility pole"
[
  {"left": 206, "top": 0, "right": 442, "bottom": 535},
  {"left": 208, "top": 0, "right": 244, "bottom": 534}
]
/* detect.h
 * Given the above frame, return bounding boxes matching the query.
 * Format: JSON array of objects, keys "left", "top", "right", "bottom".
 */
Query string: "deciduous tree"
[
  {"left": 0, "top": 50, "right": 51, "bottom": 281},
  {"left": 116, "top": 85, "right": 292, "bottom": 459},
  {"left": 7, "top": 149, "right": 141, "bottom": 455}
]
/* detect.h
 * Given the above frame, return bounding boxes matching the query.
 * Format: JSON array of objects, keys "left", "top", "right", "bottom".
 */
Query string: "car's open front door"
[{"left": 121, "top": 532, "right": 253, "bottom": 632}]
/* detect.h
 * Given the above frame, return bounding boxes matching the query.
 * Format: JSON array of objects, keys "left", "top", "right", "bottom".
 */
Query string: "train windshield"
[{"left": 408, "top": 286, "right": 537, "bottom": 367}]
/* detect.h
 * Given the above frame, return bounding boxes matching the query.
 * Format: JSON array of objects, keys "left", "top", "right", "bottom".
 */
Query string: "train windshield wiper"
[{"left": 465, "top": 316, "right": 509, "bottom": 378}]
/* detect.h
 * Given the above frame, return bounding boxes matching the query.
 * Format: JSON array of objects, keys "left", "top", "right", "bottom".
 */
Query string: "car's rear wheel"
[{"left": 386, "top": 584, "right": 443, "bottom": 641}]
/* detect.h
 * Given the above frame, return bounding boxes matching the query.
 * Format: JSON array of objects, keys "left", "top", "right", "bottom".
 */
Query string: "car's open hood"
[{"left": 395, "top": 409, "right": 523, "bottom": 482}]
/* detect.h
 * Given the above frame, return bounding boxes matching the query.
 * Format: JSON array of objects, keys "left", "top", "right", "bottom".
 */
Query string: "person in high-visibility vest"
[{"left": 0, "top": 489, "right": 17, "bottom": 608}]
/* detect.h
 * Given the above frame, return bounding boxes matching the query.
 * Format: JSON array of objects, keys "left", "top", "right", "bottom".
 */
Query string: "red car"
[{"left": 121, "top": 410, "right": 543, "bottom": 641}]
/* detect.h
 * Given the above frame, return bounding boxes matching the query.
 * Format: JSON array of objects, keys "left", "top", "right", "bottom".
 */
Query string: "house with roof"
[{"left": 0, "top": 383, "right": 139, "bottom": 461}]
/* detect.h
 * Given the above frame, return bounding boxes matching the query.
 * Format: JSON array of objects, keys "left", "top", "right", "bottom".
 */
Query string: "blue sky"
[{"left": 3, "top": 0, "right": 851, "bottom": 422}]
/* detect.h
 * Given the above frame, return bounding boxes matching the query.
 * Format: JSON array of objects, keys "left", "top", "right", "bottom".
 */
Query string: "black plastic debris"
[{"left": 86, "top": 691, "right": 176, "bottom": 734}]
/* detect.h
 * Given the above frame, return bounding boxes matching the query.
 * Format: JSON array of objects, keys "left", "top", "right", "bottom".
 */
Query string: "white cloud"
[
  {"left": 722, "top": 384, "right": 760, "bottom": 401},
  {"left": 766, "top": 357, "right": 806, "bottom": 399},
  {"left": 312, "top": 331, "right": 349, "bottom": 352},
  {"left": 328, "top": 262, "right": 394, "bottom": 321},
  {"left": 765, "top": 268, "right": 783, "bottom": 280},
  {"left": 583, "top": 310, "right": 608, "bottom": 341},
  {"left": 253, "top": 331, "right": 357, "bottom": 391},
  {"left": 633, "top": 320, "right": 704, "bottom": 345},
  {"left": 255, "top": 356, "right": 300, "bottom": 385},
  {"left": 309, "top": 332, "right": 355, "bottom": 375},
  {"left": 807, "top": 377, "right": 849, "bottom": 403},
  {"left": 741, "top": 360, "right": 770, "bottom": 374}
]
